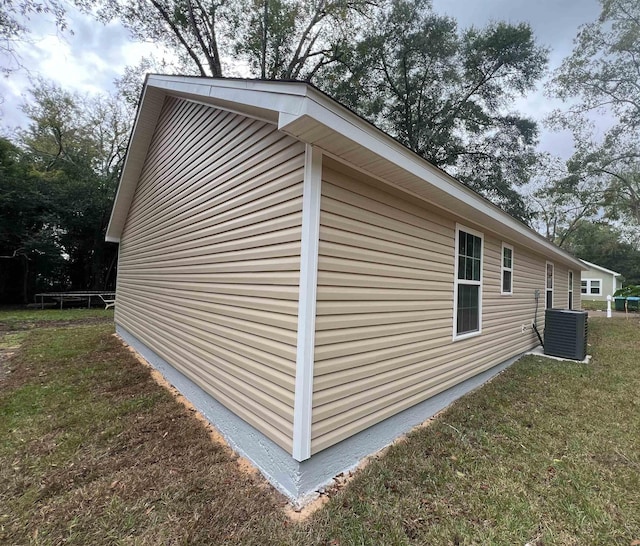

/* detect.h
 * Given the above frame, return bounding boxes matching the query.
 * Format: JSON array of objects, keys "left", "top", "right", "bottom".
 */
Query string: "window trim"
[
  {"left": 453, "top": 224, "right": 483, "bottom": 341},
  {"left": 545, "top": 261, "right": 554, "bottom": 309},
  {"left": 568, "top": 270, "right": 574, "bottom": 310},
  {"left": 582, "top": 278, "right": 602, "bottom": 296},
  {"left": 501, "top": 242, "right": 514, "bottom": 296}
]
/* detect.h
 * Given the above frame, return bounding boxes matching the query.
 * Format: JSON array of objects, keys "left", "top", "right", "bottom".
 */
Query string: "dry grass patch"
[
  {"left": 1, "top": 312, "right": 639, "bottom": 545},
  {"left": 0, "top": 322, "right": 293, "bottom": 545},
  {"left": 298, "top": 316, "right": 640, "bottom": 545}
]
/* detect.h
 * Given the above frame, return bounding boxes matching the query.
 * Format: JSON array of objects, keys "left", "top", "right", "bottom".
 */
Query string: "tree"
[
  {"left": 84, "top": 0, "right": 376, "bottom": 79},
  {"left": 528, "top": 154, "right": 606, "bottom": 247},
  {"left": 0, "top": 0, "right": 67, "bottom": 74},
  {"left": 318, "top": 0, "right": 547, "bottom": 221},
  {"left": 562, "top": 221, "right": 640, "bottom": 285},
  {"left": 548, "top": 0, "right": 640, "bottom": 223},
  {"left": 80, "top": 0, "right": 548, "bottom": 220},
  {"left": 233, "top": 0, "right": 373, "bottom": 79},
  {"left": 114, "top": 56, "right": 169, "bottom": 108},
  {"left": 0, "top": 137, "right": 69, "bottom": 303},
  {"left": 8, "top": 80, "right": 132, "bottom": 296}
]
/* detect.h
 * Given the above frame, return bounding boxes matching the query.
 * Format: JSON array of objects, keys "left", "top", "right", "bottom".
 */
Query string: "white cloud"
[
  {"left": 0, "top": 0, "right": 612, "bottom": 162},
  {"left": 30, "top": 35, "right": 107, "bottom": 95},
  {"left": 430, "top": 0, "right": 606, "bottom": 160},
  {"left": 0, "top": 5, "right": 158, "bottom": 131}
]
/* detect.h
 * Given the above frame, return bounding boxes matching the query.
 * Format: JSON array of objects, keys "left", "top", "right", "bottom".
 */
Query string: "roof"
[
  {"left": 106, "top": 74, "right": 585, "bottom": 271},
  {"left": 580, "top": 259, "right": 621, "bottom": 277}
]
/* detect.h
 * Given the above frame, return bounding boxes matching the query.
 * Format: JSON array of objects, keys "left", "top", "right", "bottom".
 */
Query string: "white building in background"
[{"left": 580, "top": 260, "right": 622, "bottom": 301}]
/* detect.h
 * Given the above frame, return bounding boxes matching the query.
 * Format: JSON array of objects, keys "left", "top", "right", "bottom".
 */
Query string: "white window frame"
[
  {"left": 453, "top": 224, "right": 483, "bottom": 341},
  {"left": 501, "top": 243, "right": 514, "bottom": 296},
  {"left": 545, "top": 261, "right": 554, "bottom": 309},
  {"left": 568, "top": 270, "right": 574, "bottom": 310},
  {"left": 582, "top": 278, "right": 602, "bottom": 296}
]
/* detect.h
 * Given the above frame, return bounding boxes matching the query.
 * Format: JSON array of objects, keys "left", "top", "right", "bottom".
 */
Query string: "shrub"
[{"left": 613, "top": 285, "right": 640, "bottom": 297}]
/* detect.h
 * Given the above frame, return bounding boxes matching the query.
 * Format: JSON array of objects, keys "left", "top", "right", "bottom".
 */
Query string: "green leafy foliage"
[
  {"left": 613, "top": 285, "right": 640, "bottom": 297},
  {"left": 0, "top": 81, "right": 132, "bottom": 303},
  {"left": 232, "top": 0, "right": 373, "bottom": 80},
  {"left": 0, "top": 137, "right": 68, "bottom": 302},
  {"left": 80, "top": 0, "right": 548, "bottom": 220},
  {"left": 85, "top": 0, "right": 376, "bottom": 80},
  {"left": 528, "top": 153, "right": 608, "bottom": 248},
  {"left": 318, "top": 0, "right": 548, "bottom": 221},
  {"left": 562, "top": 221, "right": 640, "bottom": 285},
  {"left": 548, "top": 0, "right": 640, "bottom": 224},
  {"left": 18, "top": 81, "right": 130, "bottom": 292},
  {"left": 234, "top": 0, "right": 300, "bottom": 79}
]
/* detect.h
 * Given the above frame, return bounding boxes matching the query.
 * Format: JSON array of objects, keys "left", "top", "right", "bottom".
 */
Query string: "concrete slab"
[{"left": 525, "top": 345, "right": 591, "bottom": 364}]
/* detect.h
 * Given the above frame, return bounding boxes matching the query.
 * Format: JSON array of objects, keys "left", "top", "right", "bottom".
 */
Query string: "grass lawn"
[
  {"left": 1, "top": 311, "right": 639, "bottom": 545},
  {"left": 580, "top": 300, "right": 608, "bottom": 312},
  {"left": 0, "top": 308, "right": 115, "bottom": 331}
]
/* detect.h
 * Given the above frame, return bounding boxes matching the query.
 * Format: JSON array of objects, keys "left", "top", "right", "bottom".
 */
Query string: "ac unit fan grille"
[{"left": 543, "top": 309, "right": 588, "bottom": 361}]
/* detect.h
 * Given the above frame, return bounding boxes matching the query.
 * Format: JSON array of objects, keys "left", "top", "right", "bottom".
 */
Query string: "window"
[
  {"left": 581, "top": 279, "right": 602, "bottom": 296},
  {"left": 546, "top": 262, "right": 554, "bottom": 309},
  {"left": 568, "top": 271, "right": 573, "bottom": 310},
  {"left": 454, "top": 226, "right": 483, "bottom": 339},
  {"left": 501, "top": 243, "right": 513, "bottom": 295}
]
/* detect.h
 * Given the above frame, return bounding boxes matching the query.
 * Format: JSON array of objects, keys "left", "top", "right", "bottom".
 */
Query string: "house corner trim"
[{"left": 292, "top": 144, "right": 322, "bottom": 461}]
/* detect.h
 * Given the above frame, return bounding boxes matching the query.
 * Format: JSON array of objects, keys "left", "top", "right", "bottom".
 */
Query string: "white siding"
[{"left": 581, "top": 265, "right": 617, "bottom": 301}]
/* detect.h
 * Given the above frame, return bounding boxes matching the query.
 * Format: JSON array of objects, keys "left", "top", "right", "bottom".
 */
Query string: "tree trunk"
[{"left": 21, "top": 254, "right": 28, "bottom": 304}]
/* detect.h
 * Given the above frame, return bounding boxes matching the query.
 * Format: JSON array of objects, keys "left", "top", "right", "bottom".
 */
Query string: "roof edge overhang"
[
  {"left": 580, "top": 259, "right": 621, "bottom": 276},
  {"left": 106, "top": 75, "right": 584, "bottom": 271}
]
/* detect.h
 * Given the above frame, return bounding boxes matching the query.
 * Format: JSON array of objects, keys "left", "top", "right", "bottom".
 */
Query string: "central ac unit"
[{"left": 543, "top": 309, "right": 588, "bottom": 361}]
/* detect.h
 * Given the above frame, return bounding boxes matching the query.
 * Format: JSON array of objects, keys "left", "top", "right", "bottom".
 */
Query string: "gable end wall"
[{"left": 115, "top": 97, "right": 306, "bottom": 452}]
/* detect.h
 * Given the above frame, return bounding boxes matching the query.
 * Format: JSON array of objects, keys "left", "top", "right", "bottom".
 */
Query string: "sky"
[
  {"left": 431, "top": 0, "right": 602, "bottom": 158},
  {"left": 0, "top": 0, "right": 602, "bottom": 159}
]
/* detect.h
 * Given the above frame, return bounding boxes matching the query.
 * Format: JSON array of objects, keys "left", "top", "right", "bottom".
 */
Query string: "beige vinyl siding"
[
  {"left": 572, "top": 271, "right": 583, "bottom": 309},
  {"left": 311, "top": 161, "right": 550, "bottom": 454},
  {"left": 116, "top": 96, "right": 305, "bottom": 453},
  {"left": 553, "top": 263, "right": 569, "bottom": 309}
]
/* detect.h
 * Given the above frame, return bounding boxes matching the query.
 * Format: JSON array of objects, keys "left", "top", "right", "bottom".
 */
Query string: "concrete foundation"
[{"left": 117, "top": 325, "right": 526, "bottom": 505}]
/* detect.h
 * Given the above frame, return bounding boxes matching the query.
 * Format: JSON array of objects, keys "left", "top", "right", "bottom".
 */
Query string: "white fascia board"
[
  {"left": 292, "top": 144, "right": 322, "bottom": 462},
  {"left": 280, "top": 88, "right": 584, "bottom": 271},
  {"left": 106, "top": 76, "right": 309, "bottom": 243},
  {"left": 110, "top": 75, "right": 584, "bottom": 271},
  {"left": 147, "top": 75, "right": 308, "bottom": 119},
  {"left": 105, "top": 83, "right": 165, "bottom": 243},
  {"left": 580, "top": 259, "right": 620, "bottom": 277}
]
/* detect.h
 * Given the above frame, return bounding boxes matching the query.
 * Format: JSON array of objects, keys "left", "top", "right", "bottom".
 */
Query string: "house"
[
  {"left": 580, "top": 259, "right": 622, "bottom": 301},
  {"left": 106, "top": 75, "right": 586, "bottom": 504}
]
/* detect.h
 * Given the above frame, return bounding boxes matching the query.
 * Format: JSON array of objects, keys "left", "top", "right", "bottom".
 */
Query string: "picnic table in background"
[
  {"left": 99, "top": 294, "right": 116, "bottom": 309},
  {"left": 35, "top": 291, "right": 116, "bottom": 310}
]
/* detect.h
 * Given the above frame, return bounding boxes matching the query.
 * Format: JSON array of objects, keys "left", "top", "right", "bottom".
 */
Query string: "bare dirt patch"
[
  {"left": 0, "top": 331, "right": 24, "bottom": 382},
  {"left": 0, "top": 348, "right": 13, "bottom": 381}
]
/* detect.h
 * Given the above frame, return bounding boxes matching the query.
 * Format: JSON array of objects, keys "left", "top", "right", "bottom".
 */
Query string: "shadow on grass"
[{"left": 1, "top": 316, "right": 639, "bottom": 545}]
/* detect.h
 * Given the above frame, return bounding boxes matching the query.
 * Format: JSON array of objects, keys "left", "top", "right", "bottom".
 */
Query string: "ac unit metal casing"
[{"left": 543, "top": 309, "right": 588, "bottom": 361}]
